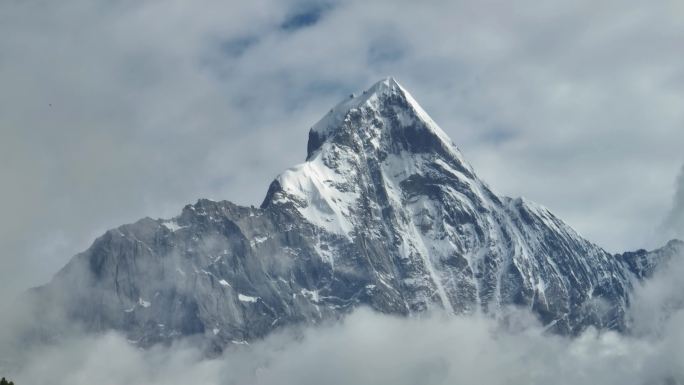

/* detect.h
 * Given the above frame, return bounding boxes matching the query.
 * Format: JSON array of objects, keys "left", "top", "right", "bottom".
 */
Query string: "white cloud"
[
  {"left": 661, "top": 164, "right": 684, "bottom": 241},
  {"left": 3, "top": 248, "right": 684, "bottom": 385},
  {"left": 3, "top": 306, "right": 683, "bottom": 385}
]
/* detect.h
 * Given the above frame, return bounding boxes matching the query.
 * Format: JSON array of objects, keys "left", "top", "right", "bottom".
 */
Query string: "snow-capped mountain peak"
[
  {"left": 262, "top": 78, "right": 629, "bottom": 325},
  {"left": 26, "top": 77, "right": 682, "bottom": 353},
  {"left": 264, "top": 78, "right": 481, "bottom": 243}
]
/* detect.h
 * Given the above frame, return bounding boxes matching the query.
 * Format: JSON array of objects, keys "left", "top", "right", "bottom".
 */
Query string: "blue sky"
[{"left": 1, "top": 0, "right": 683, "bottom": 302}]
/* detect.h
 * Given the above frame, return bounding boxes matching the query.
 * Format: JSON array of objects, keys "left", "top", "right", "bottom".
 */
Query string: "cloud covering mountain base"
[
  {"left": 4, "top": 250, "right": 684, "bottom": 385},
  {"left": 3, "top": 308, "right": 682, "bottom": 385}
]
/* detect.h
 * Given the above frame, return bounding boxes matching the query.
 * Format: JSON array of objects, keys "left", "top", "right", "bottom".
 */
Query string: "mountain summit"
[
  {"left": 28, "top": 78, "right": 682, "bottom": 352},
  {"left": 304, "top": 77, "right": 460, "bottom": 161}
]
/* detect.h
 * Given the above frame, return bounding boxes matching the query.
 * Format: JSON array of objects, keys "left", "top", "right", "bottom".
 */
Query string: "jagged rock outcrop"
[{"left": 616, "top": 239, "right": 684, "bottom": 279}]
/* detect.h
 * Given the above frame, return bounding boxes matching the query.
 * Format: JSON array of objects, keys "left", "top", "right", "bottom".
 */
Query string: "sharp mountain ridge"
[{"left": 28, "top": 77, "right": 683, "bottom": 352}]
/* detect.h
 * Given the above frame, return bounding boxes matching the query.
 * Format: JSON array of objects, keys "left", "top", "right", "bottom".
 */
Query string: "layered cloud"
[
  {"left": 3, "top": 242, "right": 684, "bottom": 385},
  {"left": 6, "top": 276, "right": 684, "bottom": 385}
]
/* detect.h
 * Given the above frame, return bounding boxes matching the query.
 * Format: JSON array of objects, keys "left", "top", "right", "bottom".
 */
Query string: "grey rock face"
[
  {"left": 31, "top": 78, "right": 682, "bottom": 351},
  {"left": 616, "top": 239, "right": 684, "bottom": 279}
]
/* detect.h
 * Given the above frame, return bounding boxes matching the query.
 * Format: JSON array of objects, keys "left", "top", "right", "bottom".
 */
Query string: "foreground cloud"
[
  {"left": 1, "top": 308, "right": 678, "bottom": 385},
  {"left": 4, "top": 248, "right": 684, "bottom": 385}
]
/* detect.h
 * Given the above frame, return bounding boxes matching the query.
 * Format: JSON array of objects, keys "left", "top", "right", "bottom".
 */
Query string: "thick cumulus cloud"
[
  {"left": 1, "top": 307, "right": 682, "bottom": 385},
  {"left": 1, "top": 249, "right": 684, "bottom": 385},
  {"left": 2, "top": 0, "right": 684, "bottom": 325}
]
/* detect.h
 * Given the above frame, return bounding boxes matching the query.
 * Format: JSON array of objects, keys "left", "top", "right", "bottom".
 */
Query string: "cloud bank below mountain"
[{"left": 3, "top": 249, "right": 684, "bottom": 385}]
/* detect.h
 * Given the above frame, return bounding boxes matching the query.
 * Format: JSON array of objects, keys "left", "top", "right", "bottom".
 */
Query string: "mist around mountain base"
[{"left": 1, "top": 247, "right": 683, "bottom": 385}]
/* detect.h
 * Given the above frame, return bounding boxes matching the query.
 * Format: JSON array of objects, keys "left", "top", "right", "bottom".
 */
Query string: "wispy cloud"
[
  {"left": 661, "top": 164, "right": 684, "bottom": 241},
  {"left": 280, "top": 3, "right": 331, "bottom": 32}
]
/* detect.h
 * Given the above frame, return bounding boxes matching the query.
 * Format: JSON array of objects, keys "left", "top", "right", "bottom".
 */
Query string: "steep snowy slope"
[
  {"left": 28, "top": 77, "right": 679, "bottom": 352},
  {"left": 262, "top": 78, "right": 630, "bottom": 331}
]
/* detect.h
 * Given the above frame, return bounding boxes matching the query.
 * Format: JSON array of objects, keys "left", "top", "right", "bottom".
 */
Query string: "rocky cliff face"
[
  {"left": 30, "top": 78, "right": 681, "bottom": 352},
  {"left": 616, "top": 239, "right": 684, "bottom": 279}
]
